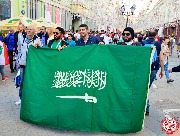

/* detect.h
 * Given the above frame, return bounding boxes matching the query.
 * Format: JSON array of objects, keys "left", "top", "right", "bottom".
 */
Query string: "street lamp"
[{"left": 120, "top": 4, "right": 136, "bottom": 27}]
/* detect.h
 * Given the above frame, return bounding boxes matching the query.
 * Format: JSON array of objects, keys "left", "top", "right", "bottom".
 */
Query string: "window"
[
  {"left": 28, "top": 0, "right": 38, "bottom": 19},
  {"left": 0, "top": 0, "right": 11, "bottom": 21}
]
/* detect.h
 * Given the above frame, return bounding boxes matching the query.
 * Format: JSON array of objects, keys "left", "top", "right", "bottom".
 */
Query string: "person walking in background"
[
  {"left": 103, "top": 30, "right": 112, "bottom": 44},
  {"left": 4, "top": 28, "right": 15, "bottom": 73},
  {"left": 37, "top": 26, "right": 49, "bottom": 47},
  {"left": 113, "top": 33, "right": 119, "bottom": 44},
  {"left": 138, "top": 34, "right": 144, "bottom": 45},
  {"left": 14, "top": 23, "right": 27, "bottom": 72},
  {"left": 47, "top": 27, "right": 55, "bottom": 44},
  {"left": 14, "top": 23, "right": 26, "bottom": 54},
  {"left": 177, "top": 37, "right": 180, "bottom": 58},
  {"left": 161, "top": 36, "right": 174, "bottom": 83},
  {"left": 169, "top": 34, "right": 175, "bottom": 55},
  {"left": 66, "top": 34, "right": 76, "bottom": 47},
  {"left": 142, "top": 30, "right": 164, "bottom": 116},
  {"left": 0, "top": 41, "right": 8, "bottom": 81},
  {"left": 0, "top": 32, "right": 3, "bottom": 42}
]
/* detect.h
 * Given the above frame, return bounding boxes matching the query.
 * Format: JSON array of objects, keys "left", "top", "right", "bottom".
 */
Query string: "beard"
[
  {"left": 123, "top": 37, "right": 132, "bottom": 42},
  {"left": 54, "top": 35, "right": 61, "bottom": 40}
]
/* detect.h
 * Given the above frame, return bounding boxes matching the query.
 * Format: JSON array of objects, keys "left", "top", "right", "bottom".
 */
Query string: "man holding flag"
[{"left": 15, "top": 24, "right": 41, "bottom": 105}]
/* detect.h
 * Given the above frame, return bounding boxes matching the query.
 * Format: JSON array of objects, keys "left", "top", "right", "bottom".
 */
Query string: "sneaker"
[
  {"left": 152, "top": 83, "right": 157, "bottom": 89},
  {"left": 167, "top": 79, "right": 174, "bottom": 83},
  {"left": 2, "top": 76, "right": 8, "bottom": 81},
  {"left": 15, "top": 99, "right": 21, "bottom": 105},
  {"left": 145, "top": 112, "right": 149, "bottom": 116}
]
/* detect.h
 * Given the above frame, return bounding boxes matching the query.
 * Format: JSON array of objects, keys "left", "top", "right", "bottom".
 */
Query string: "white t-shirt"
[
  {"left": 100, "top": 34, "right": 105, "bottom": 37},
  {"left": 0, "top": 41, "right": 5, "bottom": 65},
  {"left": 103, "top": 35, "right": 112, "bottom": 44},
  {"left": 17, "top": 33, "right": 23, "bottom": 46},
  {"left": 74, "top": 33, "right": 80, "bottom": 40},
  {"left": 125, "top": 41, "right": 133, "bottom": 45}
]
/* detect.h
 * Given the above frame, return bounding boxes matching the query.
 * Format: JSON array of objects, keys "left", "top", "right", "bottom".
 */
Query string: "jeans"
[
  {"left": 0, "top": 65, "right": 5, "bottom": 78},
  {"left": 164, "top": 62, "right": 170, "bottom": 79},
  {"left": 8, "top": 50, "right": 14, "bottom": 70},
  {"left": 146, "top": 70, "right": 158, "bottom": 113},
  {"left": 19, "top": 67, "right": 25, "bottom": 99}
]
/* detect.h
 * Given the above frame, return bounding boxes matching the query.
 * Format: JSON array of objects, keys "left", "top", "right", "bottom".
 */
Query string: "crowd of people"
[{"left": 0, "top": 22, "right": 180, "bottom": 116}]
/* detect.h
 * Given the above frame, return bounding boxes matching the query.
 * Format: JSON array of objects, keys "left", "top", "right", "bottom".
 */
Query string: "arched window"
[{"left": 0, "top": 0, "right": 11, "bottom": 20}]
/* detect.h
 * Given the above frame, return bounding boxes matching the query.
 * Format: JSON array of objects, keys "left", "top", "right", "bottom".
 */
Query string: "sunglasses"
[
  {"left": 122, "top": 33, "right": 131, "bottom": 36},
  {"left": 53, "top": 32, "right": 60, "bottom": 35}
]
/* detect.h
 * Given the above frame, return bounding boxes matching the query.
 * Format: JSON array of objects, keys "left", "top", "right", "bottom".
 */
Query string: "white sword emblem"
[{"left": 56, "top": 93, "right": 97, "bottom": 103}]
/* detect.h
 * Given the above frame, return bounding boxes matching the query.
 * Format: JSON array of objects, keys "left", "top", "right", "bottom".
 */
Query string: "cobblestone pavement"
[{"left": 1, "top": 50, "right": 180, "bottom": 136}]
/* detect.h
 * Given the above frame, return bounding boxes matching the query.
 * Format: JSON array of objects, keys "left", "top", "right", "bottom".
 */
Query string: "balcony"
[{"left": 70, "top": 1, "right": 88, "bottom": 17}]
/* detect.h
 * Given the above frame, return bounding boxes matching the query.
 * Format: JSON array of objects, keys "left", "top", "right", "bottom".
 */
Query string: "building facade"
[
  {"left": 134, "top": 0, "right": 180, "bottom": 40},
  {"left": 7, "top": 0, "right": 98, "bottom": 31}
]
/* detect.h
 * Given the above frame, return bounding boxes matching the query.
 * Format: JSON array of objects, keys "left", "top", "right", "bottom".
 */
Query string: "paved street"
[{"left": 0, "top": 50, "right": 180, "bottom": 136}]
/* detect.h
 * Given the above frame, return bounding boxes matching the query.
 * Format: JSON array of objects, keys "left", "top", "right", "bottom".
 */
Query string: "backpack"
[{"left": 144, "top": 41, "right": 159, "bottom": 70}]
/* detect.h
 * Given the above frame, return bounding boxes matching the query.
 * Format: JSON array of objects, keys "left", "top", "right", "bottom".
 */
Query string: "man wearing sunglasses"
[
  {"left": 117, "top": 27, "right": 141, "bottom": 46},
  {"left": 48, "top": 27, "right": 68, "bottom": 50},
  {"left": 37, "top": 26, "right": 49, "bottom": 47}
]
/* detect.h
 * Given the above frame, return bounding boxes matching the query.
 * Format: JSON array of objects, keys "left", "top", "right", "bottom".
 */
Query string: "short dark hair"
[
  {"left": 56, "top": 27, "right": 65, "bottom": 34},
  {"left": 79, "top": 24, "right": 88, "bottom": 30},
  {"left": 148, "top": 31, "right": 156, "bottom": 38},
  {"left": 68, "top": 33, "right": 75, "bottom": 41},
  {"left": 76, "top": 30, "right": 78, "bottom": 33},
  {"left": 42, "top": 26, "right": 46, "bottom": 30},
  {"left": 68, "top": 33, "right": 73, "bottom": 37},
  {"left": 163, "top": 36, "right": 169, "bottom": 41}
]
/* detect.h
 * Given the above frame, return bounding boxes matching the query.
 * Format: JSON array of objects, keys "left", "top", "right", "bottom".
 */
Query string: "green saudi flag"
[{"left": 20, "top": 45, "right": 152, "bottom": 134}]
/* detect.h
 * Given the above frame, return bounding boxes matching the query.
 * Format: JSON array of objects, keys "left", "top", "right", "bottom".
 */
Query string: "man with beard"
[
  {"left": 37, "top": 26, "right": 49, "bottom": 47},
  {"left": 48, "top": 27, "right": 68, "bottom": 50},
  {"left": 76, "top": 24, "right": 102, "bottom": 46},
  {"left": 117, "top": 27, "right": 141, "bottom": 46}
]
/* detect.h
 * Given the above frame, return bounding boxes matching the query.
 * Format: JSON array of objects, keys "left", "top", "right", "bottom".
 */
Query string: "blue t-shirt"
[{"left": 67, "top": 40, "right": 76, "bottom": 47}]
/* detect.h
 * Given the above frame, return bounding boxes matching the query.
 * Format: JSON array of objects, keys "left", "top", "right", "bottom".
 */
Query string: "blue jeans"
[
  {"left": 8, "top": 50, "right": 14, "bottom": 70},
  {"left": 19, "top": 67, "right": 25, "bottom": 99},
  {"left": 164, "top": 62, "right": 170, "bottom": 79},
  {"left": 0, "top": 65, "right": 5, "bottom": 78},
  {"left": 146, "top": 70, "right": 158, "bottom": 113}
]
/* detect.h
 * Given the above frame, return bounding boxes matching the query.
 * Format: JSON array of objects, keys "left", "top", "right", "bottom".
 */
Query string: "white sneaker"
[
  {"left": 15, "top": 99, "right": 21, "bottom": 105},
  {"left": 152, "top": 83, "right": 157, "bottom": 89}
]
